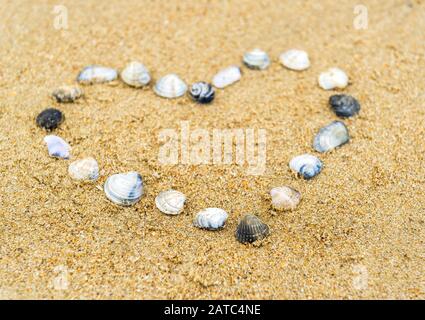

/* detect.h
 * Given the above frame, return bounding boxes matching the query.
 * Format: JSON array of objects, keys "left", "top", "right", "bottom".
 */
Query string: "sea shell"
[
  {"left": 235, "top": 214, "right": 269, "bottom": 244},
  {"left": 77, "top": 65, "right": 118, "bottom": 84},
  {"left": 68, "top": 157, "right": 99, "bottom": 181},
  {"left": 313, "top": 121, "right": 349, "bottom": 153},
  {"left": 212, "top": 66, "right": 241, "bottom": 89},
  {"left": 52, "top": 86, "right": 83, "bottom": 103},
  {"left": 104, "top": 172, "right": 144, "bottom": 206},
  {"left": 155, "top": 189, "right": 186, "bottom": 215},
  {"left": 44, "top": 135, "right": 71, "bottom": 159},
  {"left": 289, "top": 154, "right": 323, "bottom": 180},
  {"left": 243, "top": 49, "right": 270, "bottom": 70},
  {"left": 329, "top": 94, "right": 360, "bottom": 118},
  {"left": 279, "top": 49, "right": 310, "bottom": 71},
  {"left": 189, "top": 82, "right": 215, "bottom": 104},
  {"left": 153, "top": 74, "right": 187, "bottom": 98},
  {"left": 36, "top": 108, "right": 64, "bottom": 131},
  {"left": 270, "top": 186, "right": 301, "bottom": 211},
  {"left": 318, "top": 68, "right": 348, "bottom": 90},
  {"left": 120, "top": 61, "right": 151, "bottom": 88},
  {"left": 193, "top": 208, "right": 228, "bottom": 230}
]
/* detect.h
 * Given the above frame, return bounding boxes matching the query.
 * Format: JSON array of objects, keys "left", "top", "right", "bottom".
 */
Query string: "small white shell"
[
  {"left": 68, "top": 157, "right": 99, "bottom": 181},
  {"left": 289, "top": 154, "right": 323, "bottom": 180},
  {"left": 153, "top": 74, "right": 187, "bottom": 98},
  {"left": 313, "top": 121, "right": 350, "bottom": 153},
  {"left": 155, "top": 190, "right": 186, "bottom": 215},
  {"left": 77, "top": 65, "right": 118, "bottom": 84},
  {"left": 44, "top": 135, "right": 71, "bottom": 159},
  {"left": 120, "top": 61, "right": 151, "bottom": 87},
  {"left": 318, "top": 68, "right": 348, "bottom": 90},
  {"left": 104, "top": 172, "right": 143, "bottom": 206},
  {"left": 243, "top": 49, "right": 270, "bottom": 70},
  {"left": 279, "top": 49, "right": 310, "bottom": 71},
  {"left": 212, "top": 66, "right": 241, "bottom": 89},
  {"left": 52, "top": 86, "right": 83, "bottom": 103},
  {"left": 270, "top": 186, "right": 301, "bottom": 211},
  {"left": 193, "top": 208, "right": 228, "bottom": 230}
]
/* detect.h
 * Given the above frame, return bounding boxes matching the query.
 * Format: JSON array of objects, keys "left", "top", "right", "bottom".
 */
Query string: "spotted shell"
[
  {"left": 52, "top": 86, "right": 83, "bottom": 103},
  {"left": 120, "top": 61, "right": 151, "bottom": 87},
  {"left": 104, "top": 172, "right": 144, "bottom": 206},
  {"left": 313, "top": 121, "right": 350, "bottom": 153},
  {"left": 289, "top": 154, "right": 323, "bottom": 180},
  {"left": 243, "top": 49, "right": 270, "bottom": 70},
  {"left": 212, "top": 66, "right": 241, "bottom": 89},
  {"left": 193, "top": 208, "right": 228, "bottom": 230},
  {"left": 43, "top": 135, "right": 71, "bottom": 159},
  {"left": 270, "top": 186, "right": 301, "bottom": 211},
  {"left": 155, "top": 190, "right": 186, "bottom": 215},
  {"left": 235, "top": 214, "right": 269, "bottom": 244},
  {"left": 189, "top": 82, "right": 215, "bottom": 104},
  {"left": 153, "top": 74, "right": 187, "bottom": 98},
  {"left": 77, "top": 65, "right": 118, "bottom": 84},
  {"left": 68, "top": 157, "right": 99, "bottom": 181}
]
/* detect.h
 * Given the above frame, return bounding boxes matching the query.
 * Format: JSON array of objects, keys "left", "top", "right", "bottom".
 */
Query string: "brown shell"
[{"left": 235, "top": 214, "right": 269, "bottom": 244}]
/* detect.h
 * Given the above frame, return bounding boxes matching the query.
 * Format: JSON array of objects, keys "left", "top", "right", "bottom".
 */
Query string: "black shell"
[
  {"left": 329, "top": 94, "right": 360, "bottom": 118},
  {"left": 36, "top": 108, "right": 64, "bottom": 131},
  {"left": 189, "top": 82, "right": 215, "bottom": 104},
  {"left": 235, "top": 214, "right": 269, "bottom": 243}
]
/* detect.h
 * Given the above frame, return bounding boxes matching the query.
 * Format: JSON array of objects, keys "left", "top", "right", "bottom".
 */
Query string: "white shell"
[
  {"left": 243, "top": 49, "right": 270, "bottom": 70},
  {"left": 44, "top": 135, "right": 71, "bottom": 159},
  {"left": 77, "top": 65, "right": 118, "bottom": 84},
  {"left": 104, "top": 172, "right": 143, "bottom": 206},
  {"left": 153, "top": 74, "right": 187, "bottom": 98},
  {"left": 212, "top": 66, "right": 241, "bottom": 89},
  {"left": 52, "top": 86, "right": 83, "bottom": 103},
  {"left": 270, "top": 186, "right": 301, "bottom": 211},
  {"left": 318, "top": 68, "right": 348, "bottom": 90},
  {"left": 68, "top": 157, "right": 99, "bottom": 181},
  {"left": 313, "top": 121, "right": 350, "bottom": 153},
  {"left": 279, "top": 49, "right": 310, "bottom": 71},
  {"left": 289, "top": 154, "right": 323, "bottom": 180},
  {"left": 120, "top": 61, "right": 151, "bottom": 87},
  {"left": 193, "top": 208, "right": 228, "bottom": 230},
  {"left": 155, "top": 190, "right": 186, "bottom": 215}
]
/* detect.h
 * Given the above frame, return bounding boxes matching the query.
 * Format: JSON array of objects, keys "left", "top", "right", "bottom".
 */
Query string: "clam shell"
[
  {"left": 153, "top": 74, "right": 187, "bottom": 98},
  {"left": 189, "top": 82, "right": 215, "bottom": 104},
  {"left": 243, "top": 49, "right": 270, "bottom": 70},
  {"left": 155, "top": 190, "right": 186, "bottom": 215},
  {"left": 44, "top": 135, "right": 71, "bottom": 159},
  {"left": 193, "top": 208, "right": 228, "bottom": 230},
  {"left": 212, "top": 66, "right": 241, "bottom": 89},
  {"left": 313, "top": 121, "right": 349, "bottom": 153},
  {"left": 235, "top": 214, "right": 269, "bottom": 244},
  {"left": 36, "top": 108, "right": 64, "bottom": 131},
  {"left": 289, "top": 154, "right": 323, "bottom": 180},
  {"left": 104, "top": 172, "right": 143, "bottom": 206},
  {"left": 279, "top": 49, "right": 310, "bottom": 71},
  {"left": 52, "top": 86, "right": 83, "bottom": 103},
  {"left": 120, "top": 61, "right": 151, "bottom": 87},
  {"left": 77, "top": 65, "right": 118, "bottom": 84},
  {"left": 329, "top": 94, "right": 360, "bottom": 118},
  {"left": 270, "top": 186, "right": 301, "bottom": 211},
  {"left": 318, "top": 68, "right": 348, "bottom": 90},
  {"left": 68, "top": 157, "right": 99, "bottom": 181}
]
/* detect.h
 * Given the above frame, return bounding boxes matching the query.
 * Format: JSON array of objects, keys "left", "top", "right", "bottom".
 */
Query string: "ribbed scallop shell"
[
  {"left": 153, "top": 74, "right": 187, "bottom": 98},
  {"left": 77, "top": 65, "right": 118, "bottom": 84},
  {"left": 189, "top": 82, "right": 215, "bottom": 104},
  {"left": 212, "top": 66, "right": 241, "bottom": 89},
  {"left": 313, "top": 121, "right": 349, "bottom": 153},
  {"left": 318, "top": 68, "right": 348, "bottom": 90},
  {"left": 52, "top": 86, "right": 83, "bottom": 103},
  {"left": 243, "top": 49, "right": 270, "bottom": 70},
  {"left": 120, "top": 61, "right": 151, "bottom": 87},
  {"left": 289, "top": 154, "right": 323, "bottom": 180},
  {"left": 155, "top": 190, "right": 186, "bottom": 215},
  {"left": 270, "top": 186, "right": 301, "bottom": 211},
  {"left": 68, "top": 157, "right": 99, "bottom": 181},
  {"left": 279, "top": 49, "right": 310, "bottom": 71},
  {"left": 104, "top": 172, "right": 144, "bottom": 206},
  {"left": 44, "top": 135, "right": 71, "bottom": 159},
  {"left": 193, "top": 208, "right": 228, "bottom": 230},
  {"left": 235, "top": 214, "right": 269, "bottom": 244}
]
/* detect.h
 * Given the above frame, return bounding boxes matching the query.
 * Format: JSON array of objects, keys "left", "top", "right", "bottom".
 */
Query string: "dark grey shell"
[
  {"left": 189, "top": 82, "right": 215, "bottom": 104},
  {"left": 329, "top": 94, "right": 360, "bottom": 118},
  {"left": 235, "top": 214, "right": 269, "bottom": 244},
  {"left": 36, "top": 108, "right": 64, "bottom": 131}
]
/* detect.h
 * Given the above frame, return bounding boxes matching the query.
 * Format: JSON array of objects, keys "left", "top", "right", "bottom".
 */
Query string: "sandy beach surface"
[{"left": 0, "top": 0, "right": 424, "bottom": 299}]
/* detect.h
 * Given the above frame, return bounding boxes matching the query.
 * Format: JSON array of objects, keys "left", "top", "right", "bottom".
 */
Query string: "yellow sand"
[{"left": 0, "top": 0, "right": 424, "bottom": 299}]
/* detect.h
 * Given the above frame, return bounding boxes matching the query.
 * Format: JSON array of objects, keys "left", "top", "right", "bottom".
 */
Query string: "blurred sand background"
[{"left": 0, "top": 0, "right": 424, "bottom": 299}]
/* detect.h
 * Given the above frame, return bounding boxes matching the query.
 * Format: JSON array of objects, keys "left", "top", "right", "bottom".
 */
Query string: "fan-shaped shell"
[
  {"left": 289, "top": 154, "right": 323, "bottom": 180},
  {"left": 243, "top": 49, "right": 270, "bottom": 70},
  {"left": 212, "top": 66, "right": 241, "bottom": 89},
  {"left": 52, "top": 86, "right": 83, "bottom": 103},
  {"left": 155, "top": 190, "right": 186, "bottom": 215},
  {"left": 68, "top": 157, "right": 99, "bottom": 181},
  {"left": 193, "top": 208, "right": 228, "bottom": 230},
  {"left": 104, "top": 172, "right": 144, "bottom": 206},
  {"left": 318, "top": 68, "right": 348, "bottom": 90},
  {"left": 120, "top": 61, "right": 151, "bottom": 87},
  {"left": 313, "top": 121, "right": 349, "bottom": 153},
  {"left": 189, "top": 82, "right": 215, "bottom": 104},
  {"left": 154, "top": 74, "right": 187, "bottom": 98},
  {"left": 44, "top": 135, "right": 71, "bottom": 159},
  {"left": 270, "top": 186, "right": 301, "bottom": 211},
  {"left": 235, "top": 214, "right": 269, "bottom": 243},
  {"left": 77, "top": 65, "right": 118, "bottom": 84},
  {"left": 279, "top": 49, "right": 310, "bottom": 71}
]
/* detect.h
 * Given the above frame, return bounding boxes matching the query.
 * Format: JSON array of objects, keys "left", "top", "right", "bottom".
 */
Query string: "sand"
[{"left": 0, "top": 0, "right": 424, "bottom": 299}]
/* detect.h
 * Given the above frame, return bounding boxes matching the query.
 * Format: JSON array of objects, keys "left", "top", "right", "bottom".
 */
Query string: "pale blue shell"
[{"left": 77, "top": 65, "right": 118, "bottom": 84}]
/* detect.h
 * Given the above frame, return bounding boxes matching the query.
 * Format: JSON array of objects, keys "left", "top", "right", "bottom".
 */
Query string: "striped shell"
[
  {"left": 120, "top": 61, "right": 151, "bottom": 87},
  {"left": 235, "top": 214, "right": 269, "bottom": 244},
  {"left": 104, "top": 172, "right": 143, "bottom": 206},
  {"left": 313, "top": 121, "right": 349, "bottom": 153},
  {"left": 289, "top": 154, "right": 323, "bottom": 180},
  {"left": 193, "top": 208, "right": 228, "bottom": 230},
  {"left": 77, "top": 65, "right": 118, "bottom": 84},
  {"left": 189, "top": 82, "right": 215, "bottom": 104},
  {"left": 155, "top": 190, "right": 186, "bottom": 215},
  {"left": 212, "top": 66, "right": 241, "bottom": 89},
  {"left": 270, "top": 186, "right": 301, "bottom": 211},
  {"left": 154, "top": 74, "right": 187, "bottom": 98},
  {"left": 243, "top": 49, "right": 270, "bottom": 70}
]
